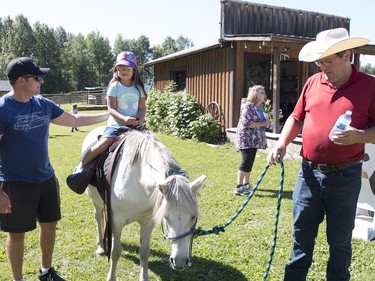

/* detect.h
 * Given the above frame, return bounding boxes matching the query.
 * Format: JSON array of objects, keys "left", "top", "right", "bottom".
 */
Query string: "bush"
[
  {"left": 146, "top": 84, "right": 222, "bottom": 143},
  {"left": 190, "top": 114, "right": 222, "bottom": 143}
]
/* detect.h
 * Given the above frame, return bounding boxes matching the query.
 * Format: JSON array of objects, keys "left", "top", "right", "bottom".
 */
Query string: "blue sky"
[{"left": 3, "top": 0, "right": 375, "bottom": 64}]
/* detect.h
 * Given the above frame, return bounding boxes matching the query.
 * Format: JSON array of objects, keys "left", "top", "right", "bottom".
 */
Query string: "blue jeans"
[{"left": 284, "top": 162, "right": 362, "bottom": 281}]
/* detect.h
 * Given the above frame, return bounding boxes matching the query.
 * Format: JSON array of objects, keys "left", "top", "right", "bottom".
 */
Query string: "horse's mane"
[
  {"left": 152, "top": 175, "right": 198, "bottom": 221},
  {"left": 119, "top": 130, "right": 197, "bottom": 221},
  {"left": 119, "top": 130, "right": 185, "bottom": 177}
]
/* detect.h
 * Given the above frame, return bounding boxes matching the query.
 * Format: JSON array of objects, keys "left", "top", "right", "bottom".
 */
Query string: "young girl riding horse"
[{"left": 67, "top": 51, "right": 147, "bottom": 192}]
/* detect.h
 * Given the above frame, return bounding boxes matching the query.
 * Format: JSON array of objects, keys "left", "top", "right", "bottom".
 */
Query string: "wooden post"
[
  {"left": 229, "top": 42, "right": 236, "bottom": 127},
  {"left": 272, "top": 47, "right": 281, "bottom": 133}
]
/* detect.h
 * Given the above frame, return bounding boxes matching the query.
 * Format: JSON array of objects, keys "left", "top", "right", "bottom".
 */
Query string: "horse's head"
[{"left": 156, "top": 174, "right": 206, "bottom": 271}]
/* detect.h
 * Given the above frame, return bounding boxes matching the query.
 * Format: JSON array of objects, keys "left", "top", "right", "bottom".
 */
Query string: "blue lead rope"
[{"left": 194, "top": 160, "right": 285, "bottom": 281}]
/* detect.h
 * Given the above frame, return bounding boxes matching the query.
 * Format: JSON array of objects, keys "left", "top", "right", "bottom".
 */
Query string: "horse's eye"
[{"left": 192, "top": 215, "right": 196, "bottom": 221}]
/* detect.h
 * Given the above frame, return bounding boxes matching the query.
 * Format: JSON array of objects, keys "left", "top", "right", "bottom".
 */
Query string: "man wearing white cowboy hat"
[{"left": 268, "top": 28, "right": 375, "bottom": 280}]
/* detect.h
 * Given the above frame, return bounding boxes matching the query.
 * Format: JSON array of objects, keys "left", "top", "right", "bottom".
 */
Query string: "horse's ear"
[
  {"left": 158, "top": 182, "right": 169, "bottom": 196},
  {"left": 190, "top": 175, "right": 206, "bottom": 195}
]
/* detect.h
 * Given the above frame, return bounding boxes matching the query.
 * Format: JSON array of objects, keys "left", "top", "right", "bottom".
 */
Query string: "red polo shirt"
[{"left": 292, "top": 65, "right": 375, "bottom": 164}]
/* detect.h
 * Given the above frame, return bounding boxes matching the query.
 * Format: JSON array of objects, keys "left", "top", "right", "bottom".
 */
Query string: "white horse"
[{"left": 82, "top": 127, "right": 206, "bottom": 281}]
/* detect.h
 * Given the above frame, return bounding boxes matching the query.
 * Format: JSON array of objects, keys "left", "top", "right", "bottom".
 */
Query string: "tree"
[
  {"left": 85, "top": 31, "right": 113, "bottom": 87},
  {"left": 0, "top": 14, "right": 195, "bottom": 94},
  {"left": 176, "top": 35, "right": 194, "bottom": 51},
  {"left": 151, "top": 44, "right": 164, "bottom": 60},
  {"left": 33, "top": 22, "right": 63, "bottom": 94},
  {"left": 0, "top": 15, "right": 34, "bottom": 79},
  {"left": 132, "top": 35, "right": 152, "bottom": 67},
  {"left": 9, "top": 15, "right": 35, "bottom": 57},
  {"left": 151, "top": 35, "right": 194, "bottom": 60},
  {"left": 61, "top": 33, "right": 90, "bottom": 91},
  {"left": 161, "top": 36, "right": 178, "bottom": 56},
  {"left": 361, "top": 63, "right": 375, "bottom": 75},
  {"left": 113, "top": 34, "right": 133, "bottom": 57},
  {"left": 132, "top": 35, "right": 153, "bottom": 84}
]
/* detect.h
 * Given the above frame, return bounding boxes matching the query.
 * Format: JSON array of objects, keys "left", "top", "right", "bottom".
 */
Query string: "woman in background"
[{"left": 234, "top": 85, "right": 270, "bottom": 196}]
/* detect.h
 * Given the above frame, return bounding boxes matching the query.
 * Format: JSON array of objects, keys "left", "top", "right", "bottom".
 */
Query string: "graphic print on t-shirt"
[
  {"left": 117, "top": 92, "right": 139, "bottom": 117},
  {"left": 13, "top": 112, "right": 49, "bottom": 132}
]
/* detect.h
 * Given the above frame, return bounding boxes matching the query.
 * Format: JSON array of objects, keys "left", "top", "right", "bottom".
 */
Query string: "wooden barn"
[{"left": 144, "top": 0, "right": 375, "bottom": 135}]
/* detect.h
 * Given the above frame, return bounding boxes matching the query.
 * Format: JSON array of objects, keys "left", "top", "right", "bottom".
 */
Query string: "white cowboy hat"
[{"left": 299, "top": 28, "right": 370, "bottom": 62}]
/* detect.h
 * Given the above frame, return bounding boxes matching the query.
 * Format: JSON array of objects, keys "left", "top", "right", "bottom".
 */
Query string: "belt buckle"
[{"left": 316, "top": 163, "right": 328, "bottom": 171}]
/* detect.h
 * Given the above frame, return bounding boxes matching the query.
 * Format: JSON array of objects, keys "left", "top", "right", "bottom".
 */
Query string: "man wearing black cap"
[{"left": 0, "top": 57, "right": 109, "bottom": 281}]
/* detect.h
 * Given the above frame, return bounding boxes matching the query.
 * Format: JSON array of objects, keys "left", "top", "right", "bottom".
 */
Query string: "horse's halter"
[
  {"left": 161, "top": 216, "right": 197, "bottom": 241},
  {"left": 161, "top": 216, "right": 198, "bottom": 267}
]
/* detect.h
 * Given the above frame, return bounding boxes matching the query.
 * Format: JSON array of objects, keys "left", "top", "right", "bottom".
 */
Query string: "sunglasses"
[
  {"left": 22, "top": 75, "right": 43, "bottom": 82},
  {"left": 117, "top": 66, "right": 134, "bottom": 73},
  {"left": 314, "top": 55, "right": 339, "bottom": 67}
]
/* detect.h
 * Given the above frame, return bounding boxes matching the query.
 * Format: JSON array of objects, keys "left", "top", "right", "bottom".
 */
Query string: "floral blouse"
[{"left": 236, "top": 102, "right": 268, "bottom": 151}]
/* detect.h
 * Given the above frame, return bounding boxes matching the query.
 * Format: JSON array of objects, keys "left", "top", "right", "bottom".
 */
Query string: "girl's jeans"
[{"left": 284, "top": 162, "right": 362, "bottom": 281}]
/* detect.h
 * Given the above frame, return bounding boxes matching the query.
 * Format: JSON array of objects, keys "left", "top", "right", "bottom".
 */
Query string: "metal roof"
[{"left": 143, "top": 42, "right": 221, "bottom": 67}]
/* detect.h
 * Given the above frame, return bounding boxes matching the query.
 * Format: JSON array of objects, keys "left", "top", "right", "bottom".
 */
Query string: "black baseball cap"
[{"left": 6, "top": 57, "right": 50, "bottom": 80}]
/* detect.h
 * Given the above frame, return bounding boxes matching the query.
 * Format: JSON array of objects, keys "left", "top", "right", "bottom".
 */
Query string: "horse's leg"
[
  {"left": 96, "top": 207, "right": 107, "bottom": 256},
  {"left": 92, "top": 201, "right": 106, "bottom": 256},
  {"left": 87, "top": 187, "right": 106, "bottom": 256},
  {"left": 107, "top": 219, "right": 123, "bottom": 281},
  {"left": 139, "top": 221, "right": 155, "bottom": 281}
]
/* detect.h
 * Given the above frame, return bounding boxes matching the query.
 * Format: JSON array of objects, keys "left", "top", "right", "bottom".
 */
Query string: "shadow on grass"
[
  {"left": 48, "top": 134, "right": 73, "bottom": 138},
  {"left": 119, "top": 242, "right": 248, "bottom": 281},
  {"left": 254, "top": 188, "right": 293, "bottom": 200}
]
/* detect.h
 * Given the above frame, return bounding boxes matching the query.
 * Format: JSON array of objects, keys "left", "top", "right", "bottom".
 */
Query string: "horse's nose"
[{"left": 169, "top": 256, "right": 190, "bottom": 271}]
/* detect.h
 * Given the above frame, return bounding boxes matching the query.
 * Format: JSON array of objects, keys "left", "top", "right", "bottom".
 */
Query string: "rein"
[{"left": 193, "top": 160, "right": 285, "bottom": 281}]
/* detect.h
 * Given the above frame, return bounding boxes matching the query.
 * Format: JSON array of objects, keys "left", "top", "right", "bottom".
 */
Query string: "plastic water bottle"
[{"left": 329, "top": 110, "right": 352, "bottom": 141}]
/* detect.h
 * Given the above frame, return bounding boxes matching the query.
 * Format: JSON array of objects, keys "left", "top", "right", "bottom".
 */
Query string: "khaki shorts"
[{"left": 0, "top": 175, "right": 61, "bottom": 233}]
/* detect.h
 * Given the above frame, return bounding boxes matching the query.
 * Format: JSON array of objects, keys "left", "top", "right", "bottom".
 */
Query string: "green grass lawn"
[{"left": 0, "top": 109, "right": 374, "bottom": 281}]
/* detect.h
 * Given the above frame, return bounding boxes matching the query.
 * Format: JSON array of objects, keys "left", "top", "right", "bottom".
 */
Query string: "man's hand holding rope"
[{"left": 267, "top": 146, "right": 286, "bottom": 164}]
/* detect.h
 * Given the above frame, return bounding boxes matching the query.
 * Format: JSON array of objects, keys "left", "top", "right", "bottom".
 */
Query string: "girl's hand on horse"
[
  {"left": 124, "top": 116, "right": 137, "bottom": 126},
  {"left": 134, "top": 118, "right": 145, "bottom": 128}
]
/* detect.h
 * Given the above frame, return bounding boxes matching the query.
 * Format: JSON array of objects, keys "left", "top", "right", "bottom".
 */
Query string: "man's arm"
[
  {"left": 51, "top": 111, "right": 109, "bottom": 127},
  {"left": 0, "top": 182, "right": 11, "bottom": 214},
  {"left": 333, "top": 126, "right": 375, "bottom": 145},
  {"left": 267, "top": 116, "right": 303, "bottom": 164}
]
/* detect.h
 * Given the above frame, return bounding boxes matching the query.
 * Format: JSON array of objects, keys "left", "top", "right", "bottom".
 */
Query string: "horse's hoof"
[{"left": 96, "top": 248, "right": 106, "bottom": 257}]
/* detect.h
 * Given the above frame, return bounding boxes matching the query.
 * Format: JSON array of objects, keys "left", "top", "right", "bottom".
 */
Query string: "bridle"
[
  {"left": 161, "top": 216, "right": 197, "bottom": 241},
  {"left": 159, "top": 168, "right": 197, "bottom": 266},
  {"left": 161, "top": 216, "right": 198, "bottom": 267}
]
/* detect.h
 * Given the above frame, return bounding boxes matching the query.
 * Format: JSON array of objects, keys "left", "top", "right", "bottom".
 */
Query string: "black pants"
[{"left": 238, "top": 148, "right": 257, "bottom": 172}]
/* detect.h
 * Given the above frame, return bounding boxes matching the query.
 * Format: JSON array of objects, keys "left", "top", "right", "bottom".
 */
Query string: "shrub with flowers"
[{"left": 263, "top": 99, "right": 272, "bottom": 117}]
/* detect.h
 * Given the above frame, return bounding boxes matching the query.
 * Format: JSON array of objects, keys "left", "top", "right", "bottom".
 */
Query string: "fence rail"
[{"left": 43, "top": 90, "right": 107, "bottom": 106}]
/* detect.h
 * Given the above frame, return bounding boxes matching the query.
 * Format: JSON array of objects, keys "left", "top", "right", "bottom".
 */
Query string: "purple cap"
[{"left": 115, "top": 51, "right": 137, "bottom": 68}]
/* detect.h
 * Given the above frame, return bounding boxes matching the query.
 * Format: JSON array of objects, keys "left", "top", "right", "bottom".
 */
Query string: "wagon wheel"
[{"left": 205, "top": 101, "right": 221, "bottom": 121}]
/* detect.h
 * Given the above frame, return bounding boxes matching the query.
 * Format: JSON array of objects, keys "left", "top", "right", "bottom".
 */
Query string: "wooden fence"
[{"left": 43, "top": 90, "right": 107, "bottom": 107}]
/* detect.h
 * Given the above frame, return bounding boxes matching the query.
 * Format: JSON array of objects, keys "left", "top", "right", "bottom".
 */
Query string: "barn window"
[{"left": 171, "top": 70, "right": 186, "bottom": 91}]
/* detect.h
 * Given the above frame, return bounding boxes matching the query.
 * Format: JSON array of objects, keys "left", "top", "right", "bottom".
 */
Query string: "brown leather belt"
[{"left": 302, "top": 158, "right": 362, "bottom": 173}]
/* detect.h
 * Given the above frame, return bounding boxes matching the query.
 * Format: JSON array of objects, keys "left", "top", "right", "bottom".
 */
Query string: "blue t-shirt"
[
  {"left": 257, "top": 106, "right": 266, "bottom": 134},
  {"left": 106, "top": 81, "right": 145, "bottom": 127},
  {"left": 0, "top": 94, "right": 64, "bottom": 182}
]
